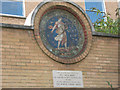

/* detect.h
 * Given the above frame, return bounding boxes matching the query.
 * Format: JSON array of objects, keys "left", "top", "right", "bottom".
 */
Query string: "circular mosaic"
[
  {"left": 40, "top": 9, "right": 86, "bottom": 58},
  {"left": 33, "top": 2, "right": 93, "bottom": 64}
]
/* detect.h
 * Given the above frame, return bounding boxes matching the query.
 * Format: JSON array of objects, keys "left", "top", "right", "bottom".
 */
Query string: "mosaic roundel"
[
  {"left": 34, "top": 2, "right": 92, "bottom": 64},
  {"left": 40, "top": 9, "right": 86, "bottom": 58}
]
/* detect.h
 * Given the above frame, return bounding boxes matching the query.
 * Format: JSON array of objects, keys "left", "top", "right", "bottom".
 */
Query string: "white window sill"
[{"left": 0, "top": 14, "right": 26, "bottom": 19}]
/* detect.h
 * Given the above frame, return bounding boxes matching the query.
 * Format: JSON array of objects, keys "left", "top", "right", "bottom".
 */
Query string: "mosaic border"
[{"left": 34, "top": 1, "right": 93, "bottom": 64}]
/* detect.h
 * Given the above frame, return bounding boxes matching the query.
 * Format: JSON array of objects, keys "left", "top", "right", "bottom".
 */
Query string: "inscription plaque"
[{"left": 52, "top": 70, "right": 83, "bottom": 87}]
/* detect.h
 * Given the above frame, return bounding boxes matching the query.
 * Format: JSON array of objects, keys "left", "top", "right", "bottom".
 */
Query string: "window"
[
  {"left": 85, "top": 0, "right": 106, "bottom": 23},
  {"left": 0, "top": 0, "right": 25, "bottom": 17}
]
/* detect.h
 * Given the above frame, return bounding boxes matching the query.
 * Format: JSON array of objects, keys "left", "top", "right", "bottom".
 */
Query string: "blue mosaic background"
[
  {"left": 46, "top": 16, "right": 79, "bottom": 48},
  {"left": 39, "top": 9, "right": 85, "bottom": 58}
]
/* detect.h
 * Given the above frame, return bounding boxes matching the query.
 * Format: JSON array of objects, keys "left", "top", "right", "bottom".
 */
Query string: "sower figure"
[{"left": 51, "top": 18, "right": 67, "bottom": 49}]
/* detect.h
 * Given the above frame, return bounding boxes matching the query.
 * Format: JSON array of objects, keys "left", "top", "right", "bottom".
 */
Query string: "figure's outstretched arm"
[{"left": 51, "top": 22, "right": 58, "bottom": 33}]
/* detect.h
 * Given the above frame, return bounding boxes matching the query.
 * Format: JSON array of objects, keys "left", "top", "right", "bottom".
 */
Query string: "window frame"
[
  {"left": 0, "top": 0, "right": 26, "bottom": 18},
  {"left": 85, "top": 0, "right": 107, "bottom": 23},
  {"left": 118, "top": 0, "right": 120, "bottom": 15}
]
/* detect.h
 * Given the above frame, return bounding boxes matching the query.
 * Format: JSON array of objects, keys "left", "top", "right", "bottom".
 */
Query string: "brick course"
[{"left": 2, "top": 28, "right": 119, "bottom": 88}]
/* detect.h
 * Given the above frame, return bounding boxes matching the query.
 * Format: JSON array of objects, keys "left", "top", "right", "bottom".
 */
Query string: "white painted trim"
[
  {"left": 103, "top": 0, "right": 107, "bottom": 21},
  {"left": 24, "top": 9, "right": 34, "bottom": 26},
  {"left": 118, "top": 0, "right": 120, "bottom": 16},
  {"left": 23, "top": 0, "right": 26, "bottom": 17},
  {"left": 118, "top": 0, "right": 120, "bottom": 7},
  {"left": 2, "top": 0, "right": 23, "bottom": 2},
  {"left": 103, "top": 0, "right": 106, "bottom": 13},
  {"left": 0, "top": 0, "right": 26, "bottom": 17},
  {"left": 0, "top": 13, "right": 26, "bottom": 18}
]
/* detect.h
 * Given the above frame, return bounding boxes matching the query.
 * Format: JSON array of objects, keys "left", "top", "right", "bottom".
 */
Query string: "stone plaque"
[{"left": 52, "top": 70, "right": 83, "bottom": 87}]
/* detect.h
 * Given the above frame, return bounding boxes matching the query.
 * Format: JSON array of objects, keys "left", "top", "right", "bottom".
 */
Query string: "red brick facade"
[{"left": 1, "top": 27, "right": 118, "bottom": 88}]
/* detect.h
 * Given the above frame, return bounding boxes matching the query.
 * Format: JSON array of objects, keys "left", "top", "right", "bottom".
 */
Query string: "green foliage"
[
  {"left": 106, "top": 81, "right": 114, "bottom": 90},
  {"left": 106, "top": 81, "right": 113, "bottom": 88},
  {"left": 89, "top": 7, "right": 119, "bottom": 35}
]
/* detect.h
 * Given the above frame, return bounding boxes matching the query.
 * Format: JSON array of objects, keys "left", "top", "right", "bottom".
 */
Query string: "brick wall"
[
  {"left": 2, "top": 27, "right": 118, "bottom": 88},
  {"left": 105, "top": 1, "right": 118, "bottom": 20}
]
